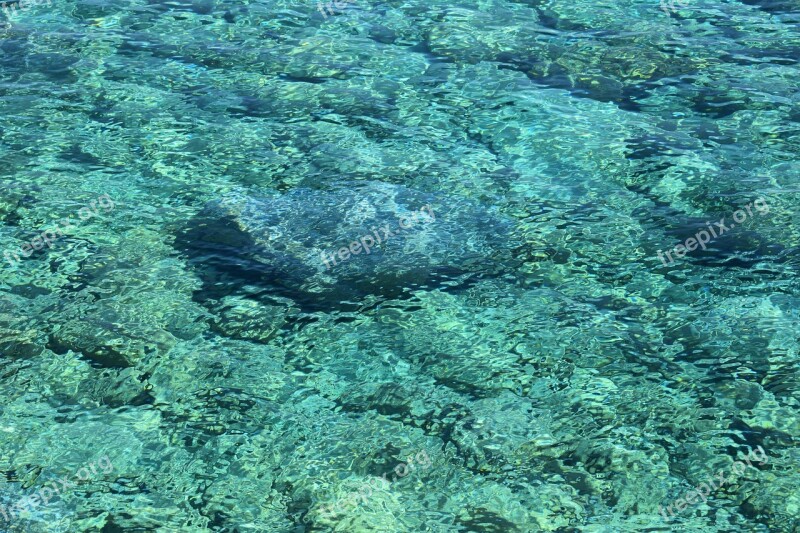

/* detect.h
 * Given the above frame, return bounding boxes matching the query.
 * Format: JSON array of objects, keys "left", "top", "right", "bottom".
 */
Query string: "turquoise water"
[{"left": 0, "top": 0, "right": 799, "bottom": 531}]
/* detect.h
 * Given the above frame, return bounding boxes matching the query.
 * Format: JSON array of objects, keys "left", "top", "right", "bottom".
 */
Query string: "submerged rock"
[
  {"left": 176, "top": 182, "right": 520, "bottom": 311},
  {"left": 0, "top": 296, "right": 45, "bottom": 359},
  {"left": 47, "top": 305, "right": 178, "bottom": 369}
]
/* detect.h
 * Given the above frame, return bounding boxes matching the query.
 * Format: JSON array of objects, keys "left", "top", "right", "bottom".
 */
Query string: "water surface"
[{"left": 0, "top": 0, "right": 798, "bottom": 531}]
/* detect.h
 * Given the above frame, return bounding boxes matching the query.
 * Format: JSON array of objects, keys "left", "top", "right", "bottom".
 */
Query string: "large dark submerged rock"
[{"left": 176, "top": 182, "right": 521, "bottom": 310}]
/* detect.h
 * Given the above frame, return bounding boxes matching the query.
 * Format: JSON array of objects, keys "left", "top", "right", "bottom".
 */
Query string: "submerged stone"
[
  {"left": 47, "top": 304, "right": 178, "bottom": 369},
  {"left": 176, "top": 182, "right": 520, "bottom": 311}
]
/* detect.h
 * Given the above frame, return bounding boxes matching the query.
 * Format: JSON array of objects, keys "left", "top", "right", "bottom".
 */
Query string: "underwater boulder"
[
  {"left": 0, "top": 295, "right": 45, "bottom": 359},
  {"left": 47, "top": 307, "right": 178, "bottom": 369},
  {"left": 176, "top": 182, "right": 520, "bottom": 311}
]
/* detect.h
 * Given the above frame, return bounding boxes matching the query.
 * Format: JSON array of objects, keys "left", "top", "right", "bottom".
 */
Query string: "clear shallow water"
[{"left": 0, "top": 0, "right": 799, "bottom": 531}]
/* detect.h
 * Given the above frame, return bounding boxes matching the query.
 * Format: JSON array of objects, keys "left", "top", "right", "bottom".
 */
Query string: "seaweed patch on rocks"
[{"left": 175, "top": 182, "right": 521, "bottom": 312}]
